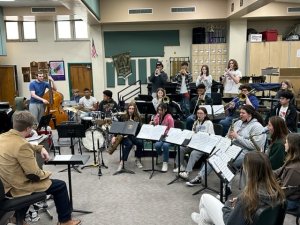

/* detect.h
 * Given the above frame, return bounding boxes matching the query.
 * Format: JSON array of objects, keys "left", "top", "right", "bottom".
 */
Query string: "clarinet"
[{"left": 249, "top": 135, "right": 262, "bottom": 151}]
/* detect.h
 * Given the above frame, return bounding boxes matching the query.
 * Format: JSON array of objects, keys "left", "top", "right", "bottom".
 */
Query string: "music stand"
[
  {"left": 37, "top": 114, "right": 52, "bottom": 131},
  {"left": 56, "top": 123, "right": 85, "bottom": 173},
  {"left": 136, "top": 101, "right": 156, "bottom": 124},
  {"left": 109, "top": 121, "right": 139, "bottom": 175}
]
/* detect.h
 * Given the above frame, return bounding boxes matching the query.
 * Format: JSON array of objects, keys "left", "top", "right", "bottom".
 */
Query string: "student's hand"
[
  {"left": 111, "top": 136, "right": 116, "bottom": 144},
  {"left": 42, "top": 99, "right": 49, "bottom": 104},
  {"left": 229, "top": 197, "right": 237, "bottom": 208},
  {"left": 41, "top": 148, "right": 50, "bottom": 162}
]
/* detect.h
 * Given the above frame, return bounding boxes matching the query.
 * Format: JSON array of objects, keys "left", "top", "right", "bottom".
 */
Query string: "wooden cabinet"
[
  {"left": 191, "top": 43, "right": 228, "bottom": 81},
  {"left": 247, "top": 41, "right": 298, "bottom": 76}
]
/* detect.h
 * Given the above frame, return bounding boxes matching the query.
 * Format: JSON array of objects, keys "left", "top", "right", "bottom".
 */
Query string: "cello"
[{"left": 43, "top": 76, "right": 68, "bottom": 129}]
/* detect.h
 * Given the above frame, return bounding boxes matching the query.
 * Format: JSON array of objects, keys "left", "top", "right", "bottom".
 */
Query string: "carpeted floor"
[{"left": 10, "top": 131, "right": 295, "bottom": 225}]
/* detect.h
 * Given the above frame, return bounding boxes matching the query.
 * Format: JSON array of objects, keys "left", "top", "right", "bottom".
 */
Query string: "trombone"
[{"left": 224, "top": 89, "right": 256, "bottom": 110}]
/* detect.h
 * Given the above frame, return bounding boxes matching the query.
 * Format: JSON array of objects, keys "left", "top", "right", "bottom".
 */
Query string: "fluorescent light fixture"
[{"left": 0, "top": 0, "right": 15, "bottom": 2}]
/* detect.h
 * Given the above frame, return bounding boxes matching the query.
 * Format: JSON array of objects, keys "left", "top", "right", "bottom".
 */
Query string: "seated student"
[
  {"left": 186, "top": 84, "right": 213, "bottom": 131},
  {"left": 151, "top": 103, "right": 174, "bottom": 172},
  {"left": 0, "top": 111, "right": 80, "bottom": 225},
  {"left": 173, "top": 107, "right": 214, "bottom": 180},
  {"left": 266, "top": 116, "right": 289, "bottom": 170},
  {"left": 98, "top": 90, "right": 119, "bottom": 118},
  {"left": 70, "top": 89, "right": 81, "bottom": 103},
  {"left": 191, "top": 151, "right": 285, "bottom": 225},
  {"left": 275, "top": 80, "right": 295, "bottom": 105},
  {"left": 152, "top": 88, "right": 166, "bottom": 111},
  {"left": 112, "top": 102, "right": 144, "bottom": 172},
  {"left": 274, "top": 133, "right": 300, "bottom": 211},
  {"left": 78, "top": 88, "right": 97, "bottom": 117},
  {"left": 271, "top": 91, "right": 297, "bottom": 133},
  {"left": 187, "top": 105, "right": 266, "bottom": 189},
  {"left": 219, "top": 84, "right": 259, "bottom": 136}
]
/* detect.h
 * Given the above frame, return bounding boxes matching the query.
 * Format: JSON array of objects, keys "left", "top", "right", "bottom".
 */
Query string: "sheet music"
[
  {"left": 137, "top": 124, "right": 167, "bottom": 141},
  {"left": 214, "top": 137, "right": 232, "bottom": 153},
  {"left": 225, "top": 145, "right": 242, "bottom": 160},
  {"left": 53, "top": 155, "right": 72, "bottom": 161},
  {"left": 201, "top": 105, "right": 212, "bottom": 115},
  {"left": 165, "top": 128, "right": 194, "bottom": 145},
  {"left": 187, "top": 132, "right": 220, "bottom": 154},
  {"left": 26, "top": 135, "right": 42, "bottom": 142},
  {"left": 213, "top": 105, "right": 225, "bottom": 115},
  {"left": 208, "top": 155, "right": 235, "bottom": 182}
]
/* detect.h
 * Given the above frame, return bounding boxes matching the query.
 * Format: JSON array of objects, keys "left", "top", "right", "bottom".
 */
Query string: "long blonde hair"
[{"left": 242, "top": 151, "right": 285, "bottom": 223}]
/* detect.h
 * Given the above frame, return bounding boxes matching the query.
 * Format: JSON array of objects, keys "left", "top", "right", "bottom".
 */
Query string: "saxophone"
[{"left": 249, "top": 134, "right": 262, "bottom": 151}]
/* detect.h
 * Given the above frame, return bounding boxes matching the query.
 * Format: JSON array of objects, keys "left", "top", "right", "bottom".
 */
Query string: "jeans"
[
  {"left": 154, "top": 141, "right": 170, "bottom": 162},
  {"left": 219, "top": 116, "right": 233, "bottom": 136},
  {"left": 186, "top": 114, "right": 196, "bottom": 131},
  {"left": 287, "top": 199, "right": 300, "bottom": 211},
  {"left": 180, "top": 94, "right": 190, "bottom": 118},
  {"left": 122, "top": 135, "right": 143, "bottom": 161}
]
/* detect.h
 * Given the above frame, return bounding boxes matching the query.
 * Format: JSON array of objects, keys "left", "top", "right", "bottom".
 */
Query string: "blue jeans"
[
  {"left": 180, "top": 94, "right": 190, "bottom": 118},
  {"left": 186, "top": 114, "right": 196, "bottom": 130},
  {"left": 219, "top": 116, "right": 233, "bottom": 136},
  {"left": 154, "top": 141, "right": 170, "bottom": 162},
  {"left": 287, "top": 199, "right": 300, "bottom": 211},
  {"left": 122, "top": 135, "right": 143, "bottom": 161}
]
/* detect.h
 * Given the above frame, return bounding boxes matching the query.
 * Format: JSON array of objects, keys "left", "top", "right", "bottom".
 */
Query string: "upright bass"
[{"left": 43, "top": 75, "right": 68, "bottom": 129}]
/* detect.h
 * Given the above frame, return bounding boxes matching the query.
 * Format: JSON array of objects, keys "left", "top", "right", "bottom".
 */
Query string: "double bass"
[{"left": 43, "top": 76, "right": 68, "bottom": 129}]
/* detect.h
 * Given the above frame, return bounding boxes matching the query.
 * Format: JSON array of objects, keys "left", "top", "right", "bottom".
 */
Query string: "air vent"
[
  {"left": 171, "top": 7, "right": 195, "bottom": 13},
  {"left": 31, "top": 7, "right": 56, "bottom": 13},
  {"left": 129, "top": 8, "right": 153, "bottom": 14},
  {"left": 287, "top": 7, "right": 300, "bottom": 13}
]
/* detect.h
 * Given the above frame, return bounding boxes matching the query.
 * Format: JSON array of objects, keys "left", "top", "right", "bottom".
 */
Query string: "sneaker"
[
  {"left": 116, "top": 162, "right": 123, "bottom": 172},
  {"left": 173, "top": 165, "right": 186, "bottom": 173},
  {"left": 161, "top": 162, "right": 168, "bottom": 172},
  {"left": 135, "top": 159, "right": 143, "bottom": 169},
  {"left": 179, "top": 171, "right": 189, "bottom": 180},
  {"left": 191, "top": 212, "right": 201, "bottom": 224},
  {"left": 186, "top": 176, "right": 202, "bottom": 186}
]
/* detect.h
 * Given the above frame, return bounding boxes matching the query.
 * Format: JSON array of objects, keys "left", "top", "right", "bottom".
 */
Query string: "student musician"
[
  {"left": 29, "top": 72, "right": 57, "bottom": 124},
  {"left": 219, "top": 84, "right": 259, "bottom": 136},
  {"left": 152, "top": 88, "right": 166, "bottom": 111},
  {"left": 173, "top": 107, "right": 214, "bottom": 180},
  {"left": 191, "top": 151, "right": 285, "bottom": 225},
  {"left": 112, "top": 102, "right": 143, "bottom": 172},
  {"left": 151, "top": 103, "right": 174, "bottom": 172},
  {"left": 98, "top": 90, "right": 119, "bottom": 118},
  {"left": 148, "top": 61, "right": 168, "bottom": 98},
  {"left": 271, "top": 91, "right": 297, "bottom": 133},
  {"left": 70, "top": 89, "right": 81, "bottom": 103},
  {"left": 274, "top": 133, "right": 300, "bottom": 211},
  {"left": 78, "top": 88, "right": 98, "bottom": 119},
  {"left": 186, "top": 84, "right": 213, "bottom": 131},
  {"left": 187, "top": 105, "right": 266, "bottom": 190},
  {"left": 266, "top": 116, "right": 289, "bottom": 170},
  {"left": 173, "top": 61, "right": 193, "bottom": 118},
  {"left": 220, "top": 59, "right": 242, "bottom": 98},
  {"left": 275, "top": 80, "right": 295, "bottom": 105},
  {"left": 196, "top": 65, "right": 213, "bottom": 98}
]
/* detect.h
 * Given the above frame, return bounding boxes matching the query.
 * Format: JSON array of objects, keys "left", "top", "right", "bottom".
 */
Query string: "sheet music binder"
[
  {"left": 164, "top": 128, "right": 194, "bottom": 146},
  {"left": 109, "top": 121, "right": 139, "bottom": 136},
  {"left": 136, "top": 124, "right": 167, "bottom": 141}
]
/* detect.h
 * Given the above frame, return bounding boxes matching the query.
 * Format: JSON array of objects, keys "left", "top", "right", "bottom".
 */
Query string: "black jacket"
[{"left": 272, "top": 103, "right": 297, "bottom": 133}]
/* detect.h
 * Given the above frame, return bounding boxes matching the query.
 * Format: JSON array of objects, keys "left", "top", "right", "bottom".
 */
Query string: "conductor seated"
[
  {"left": 0, "top": 111, "right": 80, "bottom": 225},
  {"left": 78, "top": 88, "right": 97, "bottom": 119},
  {"left": 186, "top": 84, "right": 212, "bottom": 130},
  {"left": 98, "top": 90, "right": 119, "bottom": 118},
  {"left": 219, "top": 84, "right": 259, "bottom": 136}
]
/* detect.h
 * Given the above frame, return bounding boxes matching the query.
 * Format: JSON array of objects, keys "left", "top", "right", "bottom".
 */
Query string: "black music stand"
[
  {"left": 81, "top": 126, "right": 99, "bottom": 170},
  {"left": 136, "top": 101, "right": 156, "bottom": 124},
  {"left": 46, "top": 155, "right": 92, "bottom": 214},
  {"left": 37, "top": 114, "right": 52, "bottom": 131},
  {"left": 109, "top": 121, "right": 139, "bottom": 175},
  {"left": 56, "top": 123, "right": 85, "bottom": 173}
]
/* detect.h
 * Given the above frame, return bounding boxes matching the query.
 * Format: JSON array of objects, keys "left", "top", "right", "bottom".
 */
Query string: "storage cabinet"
[
  {"left": 247, "top": 41, "right": 299, "bottom": 76},
  {"left": 191, "top": 43, "right": 228, "bottom": 81}
]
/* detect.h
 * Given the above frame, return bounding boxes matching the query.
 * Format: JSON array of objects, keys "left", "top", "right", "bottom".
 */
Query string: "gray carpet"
[{"left": 26, "top": 132, "right": 294, "bottom": 225}]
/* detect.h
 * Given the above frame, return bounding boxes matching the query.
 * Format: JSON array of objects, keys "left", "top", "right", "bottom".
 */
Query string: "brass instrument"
[
  {"left": 224, "top": 89, "right": 256, "bottom": 110},
  {"left": 162, "top": 96, "right": 170, "bottom": 104},
  {"left": 107, "top": 135, "right": 123, "bottom": 155}
]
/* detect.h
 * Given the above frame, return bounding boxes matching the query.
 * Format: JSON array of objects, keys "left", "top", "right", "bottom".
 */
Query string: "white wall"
[{"left": 0, "top": 21, "right": 91, "bottom": 100}]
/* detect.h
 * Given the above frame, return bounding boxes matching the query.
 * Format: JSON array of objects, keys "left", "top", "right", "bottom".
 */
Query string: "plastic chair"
[
  {"left": 251, "top": 202, "right": 287, "bottom": 225},
  {"left": 213, "top": 123, "right": 223, "bottom": 136},
  {"left": 0, "top": 178, "right": 46, "bottom": 225}
]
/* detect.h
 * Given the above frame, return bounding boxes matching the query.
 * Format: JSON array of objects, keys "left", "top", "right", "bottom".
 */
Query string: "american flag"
[{"left": 91, "top": 38, "right": 98, "bottom": 58}]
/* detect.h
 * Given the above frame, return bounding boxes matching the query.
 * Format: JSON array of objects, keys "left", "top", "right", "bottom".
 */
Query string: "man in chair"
[{"left": 0, "top": 111, "right": 80, "bottom": 225}]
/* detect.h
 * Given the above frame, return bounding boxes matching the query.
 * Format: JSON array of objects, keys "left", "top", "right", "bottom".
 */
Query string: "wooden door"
[
  {"left": 69, "top": 64, "right": 93, "bottom": 96},
  {"left": 0, "top": 66, "right": 17, "bottom": 106}
]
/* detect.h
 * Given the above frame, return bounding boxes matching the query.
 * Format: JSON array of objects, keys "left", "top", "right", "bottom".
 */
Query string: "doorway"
[
  {"left": 68, "top": 63, "right": 93, "bottom": 97},
  {"left": 0, "top": 65, "right": 18, "bottom": 106}
]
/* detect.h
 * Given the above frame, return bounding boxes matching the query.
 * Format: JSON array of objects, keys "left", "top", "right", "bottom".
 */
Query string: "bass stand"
[
  {"left": 193, "top": 156, "right": 219, "bottom": 195},
  {"left": 81, "top": 125, "right": 99, "bottom": 170},
  {"left": 143, "top": 141, "right": 164, "bottom": 179}
]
